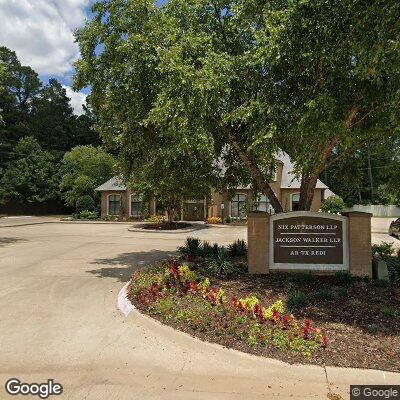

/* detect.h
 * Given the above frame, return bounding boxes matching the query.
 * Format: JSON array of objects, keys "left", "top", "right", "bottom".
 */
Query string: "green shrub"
[
  {"left": 228, "top": 239, "right": 248, "bottom": 257},
  {"left": 314, "top": 287, "right": 334, "bottom": 300},
  {"left": 286, "top": 291, "right": 308, "bottom": 313},
  {"left": 387, "top": 258, "right": 400, "bottom": 284},
  {"left": 374, "top": 279, "right": 390, "bottom": 288},
  {"left": 335, "top": 271, "right": 353, "bottom": 286},
  {"left": 320, "top": 195, "right": 345, "bottom": 214},
  {"left": 198, "top": 241, "right": 214, "bottom": 258},
  {"left": 76, "top": 195, "right": 96, "bottom": 212},
  {"left": 294, "top": 272, "right": 317, "bottom": 285},
  {"left": 225, "top": 215, "right": 232, "bottom": 223},
  {"left": 178, "top": 237, "right": 201, "bottom": 257},
  {"left": 380, "top": 307, "right": 396, "bottom": 318},
  {"left": 372, "top": 242, "right": 394, "bottom": 258},
  {"left": 79, "top": 210, "right": 98, "bottom": 220},
  {"left": 199, "top": 247, "right": 236, "bottom": 278}
]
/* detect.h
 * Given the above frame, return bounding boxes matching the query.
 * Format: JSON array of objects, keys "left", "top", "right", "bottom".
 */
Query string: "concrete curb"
[
  {"left": 60, "top": 220, "right": 134, "bottom": 225},
  {"left": 0, "top": 220, "right": 135, "bottom": 228},
  {"left": 128, "top": 304, "right": 400, "bottom": 381},
  {"left": 117, "top": 281, "right": 135, "bottom": 317},
  {"left": 127, "top": 222, "right": 208, "bottom": 234}
]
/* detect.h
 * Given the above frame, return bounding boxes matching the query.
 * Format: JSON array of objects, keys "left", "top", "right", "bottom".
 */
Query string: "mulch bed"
[
  {"left": 214, "top": 273, "right": 400, "bottom": 372},
  {"left": 132, "top": 270, "right": 400, "bottom": 372},
  {"left": 140, "top": 222, "right": 191, "bottom": 230}
]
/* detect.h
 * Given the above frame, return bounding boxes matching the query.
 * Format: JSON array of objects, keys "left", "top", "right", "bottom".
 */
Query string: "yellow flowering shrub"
[
  {"left": 146, "top": 215, "right": 168, "bottom": 223},
  {"left": 206, "top": 217, "right": 222, "bottom": 224},
  {"left": 178, "top": 264, "right": 197, "bottom": 284},
  {"left": 216, "top": 288, "right": 226, "bottom": 305},
  {"left": 199, "top": 278, "right": 211, "bottom": 294},
  {"left": 239, "top": 295, "right": 259, "bottom": 312},
  {"left": 264, "top": 300, "right": 285, "bottom": 320}
]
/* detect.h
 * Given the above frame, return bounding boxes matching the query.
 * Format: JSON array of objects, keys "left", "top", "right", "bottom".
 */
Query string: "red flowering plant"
[
  {"left": 303, "top": 319, "right": 312, "bottom": 339},
  {"left": 130, "top": 261, "right": 329, "bottom": 357}
]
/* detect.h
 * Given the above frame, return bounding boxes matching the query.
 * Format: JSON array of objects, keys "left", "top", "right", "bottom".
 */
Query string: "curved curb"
[
  {"left": 127, "top": 222, "right": 208, "bottom": 234},
  {"left": 117, "top": 281, "right": 135, "bottom": 317},
  {"left": 127, "top": 304, "right": 400, "bottom": 380}
]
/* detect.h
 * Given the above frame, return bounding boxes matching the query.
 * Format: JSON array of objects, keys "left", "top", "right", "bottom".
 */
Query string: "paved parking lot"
[{"left": 0, "top": 217, "right": 398, "bottom": 399}]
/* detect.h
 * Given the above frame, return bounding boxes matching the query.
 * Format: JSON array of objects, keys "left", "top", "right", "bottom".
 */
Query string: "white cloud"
[
  {"left": 0, "top": 0, "right": 89, "bottom": 75},
  {"left": 63, "top": 85, "right": 87, "bottom": 115}
]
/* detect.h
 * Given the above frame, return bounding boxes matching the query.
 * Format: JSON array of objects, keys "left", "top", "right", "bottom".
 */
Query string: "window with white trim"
[
  {"left": 130, "top": 195, "right": 142, "bottom": 217},
  {"left": 256, "top": 194, "right": 274, "bottom": 214},
  {"left": 108, "top": 194, "right": 121, "bottom": 215},
  {"left": 230, "top": 193, "right": 247, "bottom": 218},
  {"left": 291, "top": 193, "right": 300, "bottom": 211}
]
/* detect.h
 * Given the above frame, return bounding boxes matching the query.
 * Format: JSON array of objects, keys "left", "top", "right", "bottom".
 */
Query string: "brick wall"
[
  {"left": 342, "top": 212, "right": 372, "bottom": 277},
  {"left": 248, "top": 211, "right": 372, "bottom": 277},
  {"left": 247, "top": 213, "right": 270, "bottom": 274},
  {"left": 100, "top": 191, "right": 129, "bottom": 219},
  {"left": 280, "top": 188, "right": 323, "bottom": 212}
]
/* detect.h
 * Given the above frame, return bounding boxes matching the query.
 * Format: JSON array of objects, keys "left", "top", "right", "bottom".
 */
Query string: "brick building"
[{"left": 96, "top": 151, "right": 331, "bottom": 221}]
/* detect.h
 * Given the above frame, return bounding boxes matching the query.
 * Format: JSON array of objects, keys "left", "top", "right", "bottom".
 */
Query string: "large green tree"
[
  {"left": 75, "top": 0, "right": 400, "bottom": 212},
  {"left": 0, "top": 46, "right": 41, "bottom": 162},
  {"left": 0, "top": 137, "right": 59, "bottom": 204},
  {"left": 59, "top": 145, "right": 115, "bottom": 209},
  {"left": 325, "top": 140, "right": 400, "bottom": 206},
  {"left": 74, "top": 0, "right": 215, "bottom": 215},
  {"left": 29, "top": 79, "right": 76, "bottom": 155}
]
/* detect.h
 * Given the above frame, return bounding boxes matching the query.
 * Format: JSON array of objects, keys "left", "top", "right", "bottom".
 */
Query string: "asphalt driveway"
[{"left": 0, "top": 217, "right": 398, "bottom": 399}]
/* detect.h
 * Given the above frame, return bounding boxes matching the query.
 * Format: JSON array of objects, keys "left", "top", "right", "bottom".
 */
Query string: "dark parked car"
[{"left": 389, "top": 218, "right": 400, "bottom": 238}]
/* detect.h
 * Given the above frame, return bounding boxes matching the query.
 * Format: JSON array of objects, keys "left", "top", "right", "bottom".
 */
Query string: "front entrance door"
[{"left": 183, "top": 201, "right": 205, "bottom": 221}]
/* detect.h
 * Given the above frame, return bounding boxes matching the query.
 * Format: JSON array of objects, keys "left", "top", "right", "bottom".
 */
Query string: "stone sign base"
[{"left": 248, "top": 211, "right": 372, "bottom": 277}]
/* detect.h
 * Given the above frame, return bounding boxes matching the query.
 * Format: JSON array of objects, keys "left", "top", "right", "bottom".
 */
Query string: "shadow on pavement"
[
  {"left": 87, "top": 250, "right": 176, "bottom": 282},
  {"left": 0, "top": 237, "right": 26, "bottom": 247}
]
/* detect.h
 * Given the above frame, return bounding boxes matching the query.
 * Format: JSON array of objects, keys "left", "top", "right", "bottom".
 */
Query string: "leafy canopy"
[
  {"left": 59, "top": 145, "right": 115, "bottom": 208},
  {"left": 75, "top": 0, "right": 400, "bottom": 211},
  {"left": 0, "top": 137, "right": 59, "bottom": 204}
]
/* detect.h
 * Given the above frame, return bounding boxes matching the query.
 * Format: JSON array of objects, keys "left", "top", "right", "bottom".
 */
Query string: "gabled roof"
[
  {"left": 276, "top": 151, "right": 328, "bottom": 189},
  {"left": 96, "top": 150, "right": 329, "bottom": 192},
  {"left": 215, "top": 150, "right": 328, "bottom": 190},
  {"left": 95, "top": 176, "right": 126, "bottom": 191}
]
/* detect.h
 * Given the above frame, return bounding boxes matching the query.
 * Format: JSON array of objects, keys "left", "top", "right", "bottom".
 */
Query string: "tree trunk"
[
  {"left": 299, "top": 172, "right": 318, "bottom": 211},
  {"left": 228, "top": 134, "right": 284, "bottom": 213},
  {"left": 165, "top": 200, "right": 178, "bottom": 223}
]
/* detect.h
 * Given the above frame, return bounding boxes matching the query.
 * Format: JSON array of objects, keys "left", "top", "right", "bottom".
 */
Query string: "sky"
[
  {"left": 0, "top": 0, "right": 94, "bottom": 115},
  {"left": 0, "top": 1, "right": 169, "bottom": 115}
]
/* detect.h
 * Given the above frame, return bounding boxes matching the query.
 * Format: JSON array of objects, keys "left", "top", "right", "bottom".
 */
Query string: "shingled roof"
[
  {"left": 96, "top": 151, "right": 329, "bottom": 192},
  {"left": 95, "top": 176, "right": 126, "bottom": 191}
]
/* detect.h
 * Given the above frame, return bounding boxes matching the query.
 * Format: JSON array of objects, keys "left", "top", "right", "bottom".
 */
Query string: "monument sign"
[{"left": 269, "top": 212, "right": 348, "bottom": 271}]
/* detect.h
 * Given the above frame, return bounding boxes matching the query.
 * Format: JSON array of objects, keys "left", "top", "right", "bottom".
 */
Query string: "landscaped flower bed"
[
  {"left": 129, "top": 238, "right": 400, "bottom": 371},
  {"left": 129, "top": 261, "right": 329, "bottom": 361}
]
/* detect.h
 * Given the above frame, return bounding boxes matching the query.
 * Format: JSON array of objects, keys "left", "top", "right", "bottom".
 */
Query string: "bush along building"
[{"left": 96, "top": 152, "right": 332, "bottom": 221}]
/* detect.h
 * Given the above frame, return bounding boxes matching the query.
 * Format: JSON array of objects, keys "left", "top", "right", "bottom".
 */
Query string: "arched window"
[
  {"left": 291, "top": 193, "right": 300, "bottom": 211},
  {"left": 108, "top": 194, "right": 121, "bottom": 215}
]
